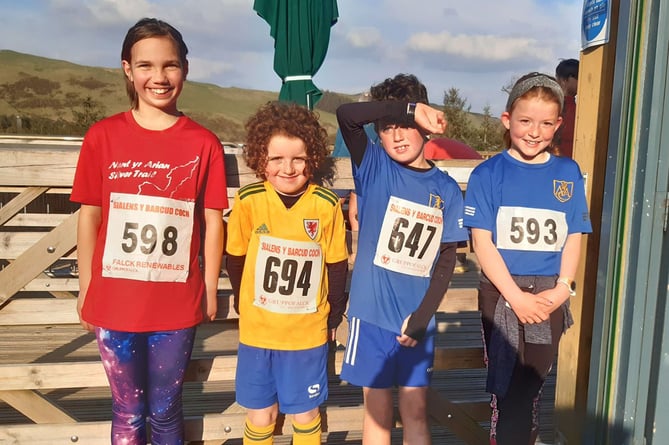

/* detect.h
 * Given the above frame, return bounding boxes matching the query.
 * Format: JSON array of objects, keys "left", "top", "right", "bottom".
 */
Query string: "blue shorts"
[
  {"left": 235, "top": 343, "right": 328, "bottom": 414},
  {"left": 340, "top": 317, "right": 434, "bottom": 388}
]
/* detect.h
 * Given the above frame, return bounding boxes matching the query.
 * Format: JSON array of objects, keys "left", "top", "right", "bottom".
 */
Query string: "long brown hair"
[{"left": 120, "top": 18, "right": 188, "bottom": 109}]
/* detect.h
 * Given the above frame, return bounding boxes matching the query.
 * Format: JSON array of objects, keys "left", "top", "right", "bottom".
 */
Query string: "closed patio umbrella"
[{"left": 253, "top": 0, "right": 338, "bottom": 109}]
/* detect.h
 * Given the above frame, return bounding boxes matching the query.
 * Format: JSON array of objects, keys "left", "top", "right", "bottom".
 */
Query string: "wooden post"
[{"left": 554, "top": 1, "right": 620, "bottom": 442}]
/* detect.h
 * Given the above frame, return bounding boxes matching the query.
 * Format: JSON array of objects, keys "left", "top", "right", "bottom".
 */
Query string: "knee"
[
  {"left": 398, "top": 396, "right": 427, "bottom": 425},
  {"left": 247, "top": 405, "right": 279, "bottom": 427},
  {"left": 292, "top": 408, "right": 320, "bottom": 425}
]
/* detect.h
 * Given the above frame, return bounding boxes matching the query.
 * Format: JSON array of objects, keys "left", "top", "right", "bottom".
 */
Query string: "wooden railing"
[{"left": 0, "top": 138, "right": 489, "bottom": 444}]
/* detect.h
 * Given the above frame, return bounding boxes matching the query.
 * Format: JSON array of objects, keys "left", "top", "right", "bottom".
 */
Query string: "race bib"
[
  {"left": 102, "top": 193, "right": 194, "bottom": 282},
  {"left": 254, "top": 236, "right": 323, "bottom": 314},
  {"left": 495, "top": 206, "right": 567, "bottom": 252},
  {"left": 373, "top": 196, "right": 444, "bottom": 277}
]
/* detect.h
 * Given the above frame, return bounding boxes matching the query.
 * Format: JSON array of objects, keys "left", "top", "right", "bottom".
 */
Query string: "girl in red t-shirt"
[{"left": 71, "top": 18, "right": 227, "bottom": 445}]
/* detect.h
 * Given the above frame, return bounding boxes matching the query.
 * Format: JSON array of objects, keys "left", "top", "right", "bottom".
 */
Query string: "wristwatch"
[{"left": 557, "top": 277, "right": 576, "bottom": 297}]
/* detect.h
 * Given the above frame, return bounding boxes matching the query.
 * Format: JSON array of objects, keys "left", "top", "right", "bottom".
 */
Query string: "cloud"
[{"left": 0, "top": 0, "right": 584, "bottom": 115}]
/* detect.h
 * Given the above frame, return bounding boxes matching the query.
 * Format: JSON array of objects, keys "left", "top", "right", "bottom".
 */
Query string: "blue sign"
[{"left": 582, "top": 0, "right": 611, "bottom": 49}]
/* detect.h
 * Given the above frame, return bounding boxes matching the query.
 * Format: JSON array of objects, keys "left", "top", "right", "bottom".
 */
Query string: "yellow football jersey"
[{"left": 226, "top": 181, "right": 348, "bottom": 350}]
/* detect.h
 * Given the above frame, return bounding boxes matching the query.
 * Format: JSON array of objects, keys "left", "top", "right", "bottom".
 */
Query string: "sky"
[{"left": 0, "top": 0, "right": 584, "bottom": 116}]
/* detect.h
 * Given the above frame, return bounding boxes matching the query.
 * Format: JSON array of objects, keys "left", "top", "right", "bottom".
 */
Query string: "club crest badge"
[
  {"left": 553, "top": 180, "right": 574, "bottom": 202},
  {"left": 429, "top": 193, "right": 444, "bottom": 210},
  {"left": 304, "top": 219, "right": 319, "bottom": 239}
]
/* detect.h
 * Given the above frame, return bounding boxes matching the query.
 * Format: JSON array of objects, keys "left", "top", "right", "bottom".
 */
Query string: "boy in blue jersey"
[{"left": 336, "top": 74, "right": 468, "bottom": 445}]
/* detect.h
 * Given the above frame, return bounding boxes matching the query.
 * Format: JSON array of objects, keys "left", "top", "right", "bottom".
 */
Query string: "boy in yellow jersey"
[{"left": 226, "top": 102, "right": 349, "bottom": 445}]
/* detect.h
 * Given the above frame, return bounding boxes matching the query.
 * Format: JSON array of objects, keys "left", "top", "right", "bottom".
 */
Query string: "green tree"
[
  {"left": 72, "top": 96, "right": 106, "bottom": 133},
  {"left": 442, "top": 87, "right": 477, "bottom": 146},
  {"left": 475, "top": 104, "right": 504, "bottom": 151}
]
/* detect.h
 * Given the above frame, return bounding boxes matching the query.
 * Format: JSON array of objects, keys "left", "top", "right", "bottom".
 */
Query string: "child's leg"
[
  {"left": 146, "top": 327, "right": 196, "bottom": 445},
  {"left": 362, "top": 387, "right": 394, "bottom": 444},
  {"left": 398, "top": 386, "right": 431, "bottom": 445},
  {"left": 95, "top": 328, "right": 148, "bottom": 445},
  {"left": 492, "top": 306, "right": 564, "bottom": 445},
  {"left": 292, "top": 407, "right": 322, "bottom": 445},
  {"left": 245, "top": 405, "right": 279, "bottom": 445}
]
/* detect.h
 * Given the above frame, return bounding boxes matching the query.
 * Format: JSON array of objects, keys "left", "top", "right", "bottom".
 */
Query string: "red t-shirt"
[
  {"left": 71, "top": 111, "right": 228, "bottom": 331},
  {"left": 557, "top": 95, "right": 576, "bottom": 158}
]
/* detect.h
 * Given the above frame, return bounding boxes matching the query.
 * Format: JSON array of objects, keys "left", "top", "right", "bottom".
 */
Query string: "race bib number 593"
[
  {"left": 495, "top": 206, "right": 567, "bottom": 252},
  {"left": 102, "top": 193, "right": 194, "bottom": 282}
]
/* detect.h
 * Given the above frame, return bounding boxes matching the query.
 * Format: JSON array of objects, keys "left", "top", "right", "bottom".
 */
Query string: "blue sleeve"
[
  {"left": 463, "top": 163, "right": 496, "bottom": 232},
  {"left": 442, "top": 180, "right": 468, "bottom": 243}
]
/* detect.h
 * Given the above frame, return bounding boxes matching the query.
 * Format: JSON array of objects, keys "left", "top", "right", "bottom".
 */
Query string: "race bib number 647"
[{"left": 374, "top": 196, "right": 444, "bottom": 277}]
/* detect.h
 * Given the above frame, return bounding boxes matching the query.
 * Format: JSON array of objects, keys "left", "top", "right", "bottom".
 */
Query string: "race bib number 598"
[{"left": 102, "top": 193, "right": 194, "bottom": 282}]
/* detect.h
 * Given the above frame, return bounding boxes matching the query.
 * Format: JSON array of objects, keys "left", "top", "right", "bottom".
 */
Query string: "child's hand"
[
  {"left": 414, "top": 103, "right": 448, "bottom": 134},
  {"left": 329, "top": 328, "right": 337, "bottom": 343},
  {"left": 203, "top": 293, "right": 218, "bottom": 322},
  {"left": 536, "top": 285, "right": 571, "bottom": 314},
  {"left": 76, "top": 294, "right": 95, "bottom": 332},
  {"left": 506, "top": 290, "right": 552, "bottom": 324},
  {"left": 396, "top": 316, "right": 419, "bottom": 347}
]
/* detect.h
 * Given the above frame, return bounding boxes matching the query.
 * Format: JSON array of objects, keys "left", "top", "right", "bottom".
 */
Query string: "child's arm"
[
  {"left": 537, "top": 232, "right": 582, "bottom": 312},
  {"left": 225, "top": 254, "right": 245, "bottom": 315},
  {"left": 76, "top": 205, "right": 102, "bottom": 332},
  {"left": 336, "top": 101, "right": 447, "bottom": 167},
  {"left": 202, "top": 208, "right": 224, "bottom": 321},
  {"left": 326, "top": 259, "right": 348, "bottom": 341},
  {"left": 471, "top": 228, "right": 552, "bottom": 324},
  {"left": 397, "top": 242, "right": 457, "bottom": 346}
]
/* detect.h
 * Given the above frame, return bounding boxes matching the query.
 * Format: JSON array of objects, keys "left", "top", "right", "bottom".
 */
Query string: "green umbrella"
[{"left": 254, "top": 0, "right": 338, "bottom": 110}]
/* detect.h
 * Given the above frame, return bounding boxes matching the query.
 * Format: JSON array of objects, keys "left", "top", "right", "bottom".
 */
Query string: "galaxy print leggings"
[{"left": 95, "top": 327, "right": 196, "bottom": 445}]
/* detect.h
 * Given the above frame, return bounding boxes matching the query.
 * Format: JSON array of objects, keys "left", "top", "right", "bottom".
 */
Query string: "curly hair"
[
  {"left": 244, "top": 102, "right": 332, "bottom": 183},
  {"left": 369, "top": 73, "right": 429, "bottom": 104}
]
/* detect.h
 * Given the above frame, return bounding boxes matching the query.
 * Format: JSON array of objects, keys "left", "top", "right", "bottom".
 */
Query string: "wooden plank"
[
  {"left": 0, "top": 293, "right": 237, "bottom": 325},
  {"left": 0, "top": 402, "right": 490, "bottom": 443},
  {"left": 0, "top": 299, "right": 80, "bottom": 325},
  {"left": 0, "top": 148, "right": 477, "bottom": 190},
  {"left": 3, "top": 213, "right": 70, "bottom": 227},
  {"left": 434, "top": 347, "right": 485, "bottom": 370},
  {"left": 0, "top": 389, "right": 77, "bottom": 424},
  {"left": 0, "top": 187, "right": 49, "bottom": 226},
  {"left": 0, "top": 343, "right": 486, "bottom": 392},
  {"left": 427, "top": 388, "right": 489, "bottom": 445},
  {"left": 0, "top": 362, "right": 109, "bottom": 390},
  {"left": 0, "top": 232, "right": 78, "bottom": 260},
  {"left": 555, "top": 2, "right": 620, "bottom": 442},
  {"left": 0, "top": 211, "right": 79, "bottom": 306},
  {"left": 0, "top": 149, "right": 80, "bottom": 187},
  {"left": 0, "top": 420, "right": 110, "bottom": 445}
]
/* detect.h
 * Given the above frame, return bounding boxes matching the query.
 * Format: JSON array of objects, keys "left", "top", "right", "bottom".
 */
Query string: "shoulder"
[
  {"left": 237, "top": 182, "right": 267, "bottom": 201},
  {"left": 180, "top": 116, "right": 220, "bottom": 141},
  {"left": 311, "top": 185, "right": 340, "bottom": 207},
  {"left": 550, "top": 155, "right": 584, "bottom": 177},
  {"left": 86, "top": 111, "right": 128, "bottom": 133}
]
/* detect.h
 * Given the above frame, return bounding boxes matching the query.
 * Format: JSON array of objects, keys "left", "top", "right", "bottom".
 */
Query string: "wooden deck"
[
  {"left": 0, "top": 256, "right": 557, "bottom": 444},
  {"left": 0, "top": 141, "right": 557, "bottom": 444}
]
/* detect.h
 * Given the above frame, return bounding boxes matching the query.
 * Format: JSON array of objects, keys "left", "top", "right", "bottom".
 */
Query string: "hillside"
[
  {"left": 0, "top": 50, "right": 498, "bottom": 148},
  {"left": 0, "top": 50, "right": 355, "bottom": 142}
]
